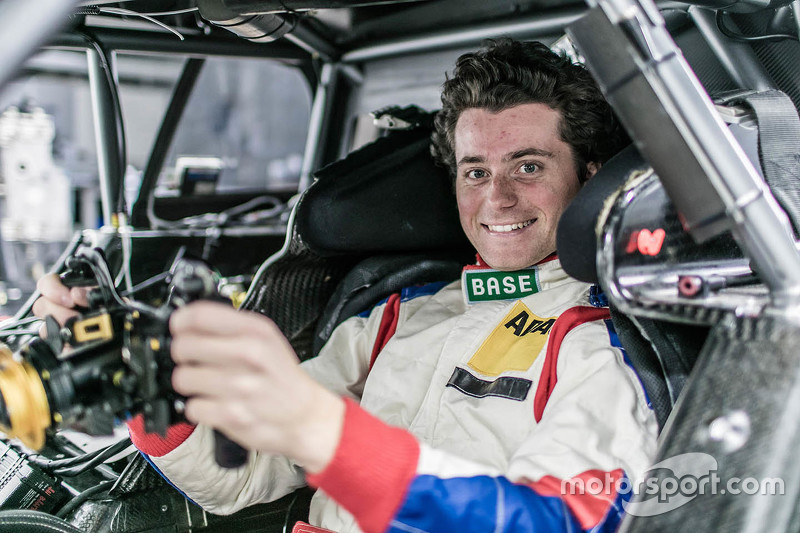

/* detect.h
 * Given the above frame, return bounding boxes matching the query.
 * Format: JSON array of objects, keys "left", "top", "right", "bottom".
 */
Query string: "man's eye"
[
  {"left": 466, "top": 169, "right": 488, "bottom": 179},
  {"left": 519, "top": 163, "right": 538, "bottom": 174}
]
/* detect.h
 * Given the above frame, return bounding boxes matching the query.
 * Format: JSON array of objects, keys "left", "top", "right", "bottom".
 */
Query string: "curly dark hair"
[{"left": 431, "top": 39, "right": 628, "bottom": 183}]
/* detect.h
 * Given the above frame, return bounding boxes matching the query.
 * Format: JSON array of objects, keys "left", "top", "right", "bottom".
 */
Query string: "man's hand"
[
  {"left": 170, "top": 301, "right": 345, "bottom": 474},
  {"left": 32, "top": 273, "right": 91, "bottom": 333}
]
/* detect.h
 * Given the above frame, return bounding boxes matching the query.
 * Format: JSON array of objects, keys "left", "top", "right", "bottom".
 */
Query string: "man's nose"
[{"left": 487, "top": 176, "right": 517, "bottom": 208}]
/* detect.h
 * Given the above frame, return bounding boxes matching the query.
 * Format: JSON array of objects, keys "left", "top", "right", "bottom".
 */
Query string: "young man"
[{"left": 36, "top": 40, "right": 656, "bottom": 533}]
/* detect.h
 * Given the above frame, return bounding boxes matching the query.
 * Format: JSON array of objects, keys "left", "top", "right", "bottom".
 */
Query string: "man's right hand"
[{"left": 32, "top": 273, "right": 91, "bottom": 333}]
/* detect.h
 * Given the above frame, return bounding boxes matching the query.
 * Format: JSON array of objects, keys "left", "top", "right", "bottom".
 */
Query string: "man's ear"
[{"left": 585, "top": 161, "right": 600, "bottom": 180}]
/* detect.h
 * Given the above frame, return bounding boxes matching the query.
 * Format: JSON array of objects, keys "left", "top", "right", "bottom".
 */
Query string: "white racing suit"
[{"left": 129, "top": 258, "right": 658, "bottom": 533}]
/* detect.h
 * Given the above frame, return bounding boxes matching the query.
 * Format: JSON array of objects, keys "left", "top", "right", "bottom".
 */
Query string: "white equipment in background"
[
  {"left": 0, "top": 105, "right": 73, "bottom": 310},
  {"left": 0, "top": 105, "right": 72, "bottom": 242}
]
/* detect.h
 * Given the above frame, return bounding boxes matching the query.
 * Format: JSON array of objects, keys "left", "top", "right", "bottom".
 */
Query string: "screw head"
[{"left": 707, "top": 410, "right": 750, "bottom": 453}]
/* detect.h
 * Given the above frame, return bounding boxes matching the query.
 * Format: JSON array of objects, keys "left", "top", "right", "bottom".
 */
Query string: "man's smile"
[{"left": 483, "top": 218, "right": 536, "bottom": 233}]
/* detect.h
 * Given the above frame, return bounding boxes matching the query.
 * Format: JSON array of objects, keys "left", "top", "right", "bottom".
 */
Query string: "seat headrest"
[
  {"left": 295, "top": 126, "right": 474, "bottom": 256},
  {"left": 557, "top": 145, "right": 649, "bottom": 284}
]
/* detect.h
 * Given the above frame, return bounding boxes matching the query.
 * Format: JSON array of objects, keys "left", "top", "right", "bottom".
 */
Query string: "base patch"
[{"left": 462, "top": 267, "right": 541, "bottom": 304}]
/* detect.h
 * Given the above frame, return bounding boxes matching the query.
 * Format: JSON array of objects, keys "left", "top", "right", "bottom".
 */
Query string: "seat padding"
[
  {"left": 312, "top": 252, "right": 473, "bottom": 356},
  {"left": 296, "top": 128, "right": 472, "bottom": 256}
]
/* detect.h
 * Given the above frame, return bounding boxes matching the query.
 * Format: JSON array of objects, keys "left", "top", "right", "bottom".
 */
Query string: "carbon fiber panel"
[
  {"left": 733, "top": 12, "right": 800, "bottom": 109},
  {"left": 242, "top": 242, "right": 361, "bottom": 361},
  {"left": 676, "top": 24, "right": 739, "bottom": 95},
  {"left": 620, "top": 314, "right": 800, "bottom": 533}
]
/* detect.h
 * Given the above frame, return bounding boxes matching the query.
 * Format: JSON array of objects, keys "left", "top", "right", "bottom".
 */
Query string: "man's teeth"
[{"left": 487, "top": 219, "right": 533, "bottom": 232}]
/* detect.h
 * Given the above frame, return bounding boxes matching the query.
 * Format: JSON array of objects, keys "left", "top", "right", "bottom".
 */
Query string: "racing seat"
[
  {"left": 558, "top": 146, "right": 715, "bottom": 430},
  {"left": 239, "top": 114, "right": 474, "bottom": 361},
  {"left": 558, "top": 88, "right": 800, "bottom": 430}
]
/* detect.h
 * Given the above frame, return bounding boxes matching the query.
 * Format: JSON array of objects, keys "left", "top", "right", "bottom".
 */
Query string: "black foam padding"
[
  {"left": 556, "top": 145, "right": 648, "bottom": 283},
  {"left": 312, "top": 252, "right": 471, "bottom": 356},
  {"left": 296, "top": 128, "right": 473, "bottom": 256}
]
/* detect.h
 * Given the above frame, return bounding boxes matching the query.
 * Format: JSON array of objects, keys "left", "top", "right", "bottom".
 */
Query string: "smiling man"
[
  {"left": 36, "top": 40, "right": 656, "bottom": 533},
  {"left": 454, "top": 104, "right": 590, "bottom": 271}
]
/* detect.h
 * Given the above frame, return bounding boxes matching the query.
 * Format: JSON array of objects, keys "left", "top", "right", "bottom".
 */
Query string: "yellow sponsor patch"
[{"left": 467, "top": 301, "right": 556, "bottom": 377}]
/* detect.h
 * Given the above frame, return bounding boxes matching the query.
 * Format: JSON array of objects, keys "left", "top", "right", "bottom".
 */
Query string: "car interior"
[{"left": 0, "top": 0, "right": 799, "bottom": 531}]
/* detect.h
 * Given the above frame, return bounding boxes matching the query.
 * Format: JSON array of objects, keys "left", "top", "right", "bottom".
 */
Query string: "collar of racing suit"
[{"left": 461, "top": 254, "right": 571, "bottom": 304}]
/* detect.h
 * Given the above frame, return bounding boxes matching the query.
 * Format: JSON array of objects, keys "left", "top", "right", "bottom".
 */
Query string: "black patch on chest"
[{"left": 446, "top": 367, "right": 532, "bottom": 401}]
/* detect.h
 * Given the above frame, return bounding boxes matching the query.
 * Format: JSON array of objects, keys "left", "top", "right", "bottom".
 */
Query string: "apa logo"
[
  {"left": 467, "top": 301, "right": 555, "bottom": 376},
  {"left": 504, "top": 310, "right": 555, "bottom": 337}
]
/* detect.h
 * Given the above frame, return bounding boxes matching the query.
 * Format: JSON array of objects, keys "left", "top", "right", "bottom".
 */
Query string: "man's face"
[{"left": 454, "top": 103, "right": 595, "bottom": 271}]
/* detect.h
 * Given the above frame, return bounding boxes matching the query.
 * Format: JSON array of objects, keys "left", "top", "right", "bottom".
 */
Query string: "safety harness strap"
[{"left": 730, "top": 90, "right": 800, "bottom": 235}]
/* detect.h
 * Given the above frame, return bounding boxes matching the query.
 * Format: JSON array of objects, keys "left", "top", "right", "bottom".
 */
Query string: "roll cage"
[{"left": 0, "top": 0, "right": 799, "bottom": 532}]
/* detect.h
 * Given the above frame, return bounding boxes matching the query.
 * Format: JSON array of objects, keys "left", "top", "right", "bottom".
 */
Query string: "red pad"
[
  {"left": 533, "top": 306, "right": 611, "bottom": 422},
  {"left": 292, "top": 521, "right": 337, "bottom": 533},
  {"left": 369, "top": 293, "right": 401, "bottom": 371}
]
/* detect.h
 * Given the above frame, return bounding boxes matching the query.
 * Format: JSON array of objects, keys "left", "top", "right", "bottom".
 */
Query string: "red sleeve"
[
  {"left": 306, "top": 398, "right": 420, "bottom": 533},
  {"left": 127, "top": 414, "right": 196, "bottom": 457}
]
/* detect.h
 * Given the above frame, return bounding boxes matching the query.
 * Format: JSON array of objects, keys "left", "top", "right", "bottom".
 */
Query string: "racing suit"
[{"left": 129, "top": 257, "right": 658, "bottom": 533}]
